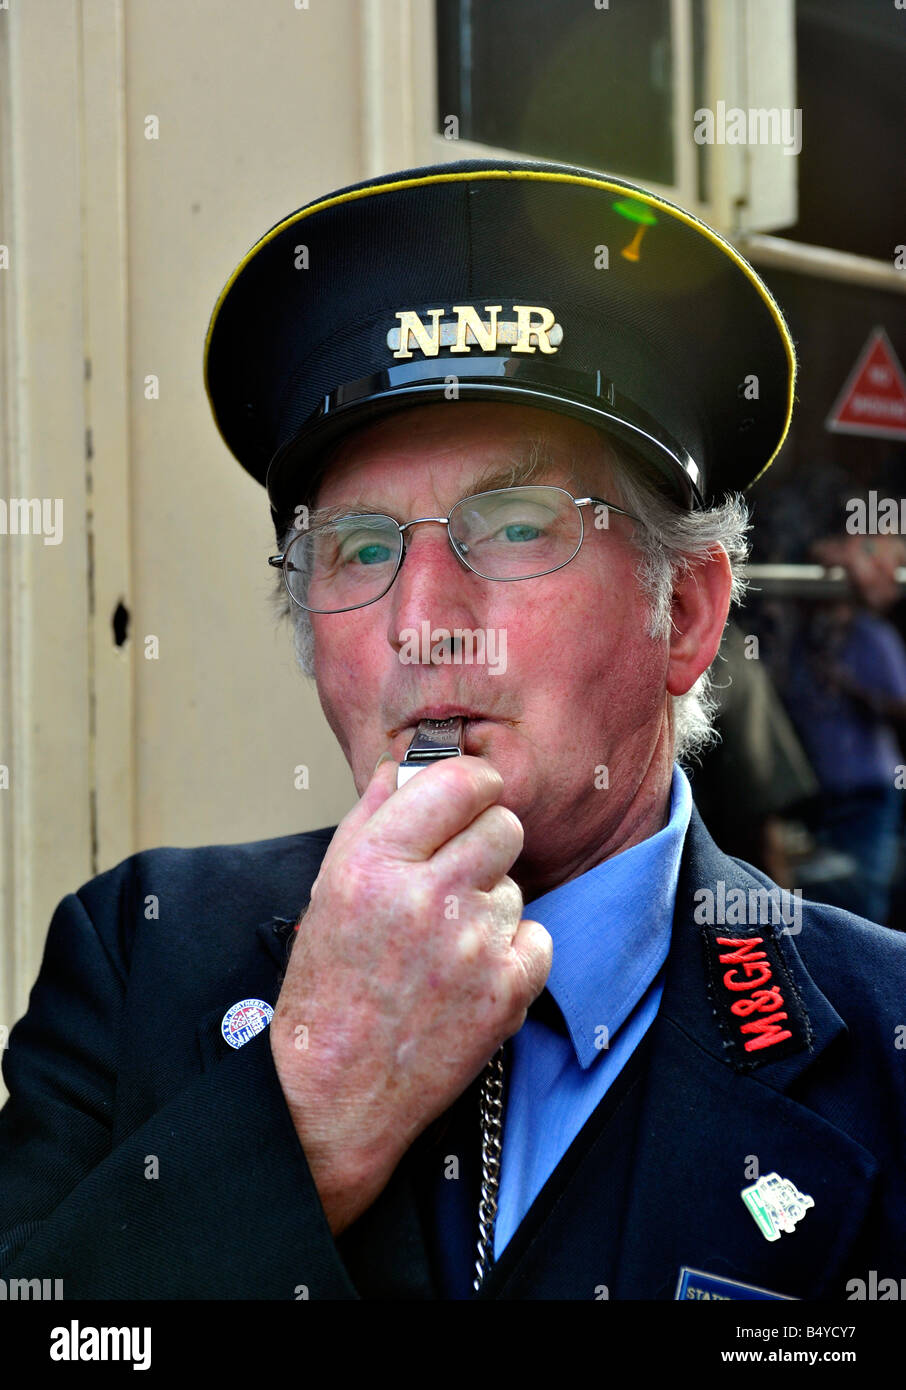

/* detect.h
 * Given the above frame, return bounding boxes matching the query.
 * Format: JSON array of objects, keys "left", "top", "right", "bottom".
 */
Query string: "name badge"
[{"left": 675, "top": 1267, "right": 795, "bottom": 1301}]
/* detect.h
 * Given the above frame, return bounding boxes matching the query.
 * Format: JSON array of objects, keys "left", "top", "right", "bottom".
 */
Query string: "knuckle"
[
  {"left": 483, "top": 804, "right": 523, "bottom": 848},
  {"left": 523, "top": 921, "right": 553, "bottom": 972},
  {"left": 464, "top": 755, "right": 504, "bottom": 789},
  {"left": 500, "top": 874, "right": 525, "bottom": 907},
  {"left": 498, "top": 805, "right": 524, "bottom": 839},
  {"left": 447, "top": 757, "right": 504, "bottom": 807},
  {"left": 331, "top": 852, "right": 401, "bottom": 916},
  {"left": 489, "top": 877, "right": 524, "bottom": 925},
  {"left": 454, "top": 924, "right": 484, "bottom": 966},
  {"left": 405, "top": 877, "right": 435, "bottom": 919},
  {"left": 332, "top": 855, "right": 370, "bottom": 904}
]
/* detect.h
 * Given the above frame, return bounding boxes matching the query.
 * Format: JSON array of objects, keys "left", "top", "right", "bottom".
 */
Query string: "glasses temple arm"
[{"left": 575, "top": 497, "right": 644, "bottom": 526}]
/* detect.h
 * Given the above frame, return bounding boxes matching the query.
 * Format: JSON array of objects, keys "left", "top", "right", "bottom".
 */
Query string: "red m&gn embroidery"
[{"left": 715, "top": 936, "right": 793, "bottom": 1053}]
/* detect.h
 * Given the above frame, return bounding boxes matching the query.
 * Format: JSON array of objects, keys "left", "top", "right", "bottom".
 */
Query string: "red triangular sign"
[{"left": 826, "top": 327, "right": 906, "bottom": 440}]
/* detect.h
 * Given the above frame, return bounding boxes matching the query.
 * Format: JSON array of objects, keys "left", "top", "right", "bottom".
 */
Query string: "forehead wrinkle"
[
  {"left": 310, "top": 434, "right": 591, "bottom": 526},
  {"left": 469, "top": 436, "right": 577, "bottom": 495}
]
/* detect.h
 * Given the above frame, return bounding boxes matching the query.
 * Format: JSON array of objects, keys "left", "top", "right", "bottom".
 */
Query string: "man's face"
[{"left": 309, "top": 402, "right": 675, "bottom": 890}]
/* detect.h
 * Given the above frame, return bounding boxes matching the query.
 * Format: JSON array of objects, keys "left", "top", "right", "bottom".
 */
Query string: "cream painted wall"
[
  {"left": 124, "top": 0, "right": 363, "bottom": 853},
  {"left": 1, "top": 0, "right": 435, "bottom": 1088},
  {"left": 0, "top": 3, "right": 95, "bottom": 1080}
]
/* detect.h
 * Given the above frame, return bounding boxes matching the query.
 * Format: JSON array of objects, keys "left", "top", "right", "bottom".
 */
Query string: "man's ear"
[{"left": 665, "top": 546, "right": 733, "bottom": 696}]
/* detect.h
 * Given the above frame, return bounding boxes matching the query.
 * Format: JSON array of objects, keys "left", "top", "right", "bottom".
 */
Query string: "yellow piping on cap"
[{"left": 204, "top": 168, "right": 797, "bottom": 487}]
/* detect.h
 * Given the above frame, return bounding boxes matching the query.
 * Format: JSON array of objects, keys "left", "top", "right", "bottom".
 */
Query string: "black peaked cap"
[{"left": 205, "top": 158, "right": 796, "bottom": 534}]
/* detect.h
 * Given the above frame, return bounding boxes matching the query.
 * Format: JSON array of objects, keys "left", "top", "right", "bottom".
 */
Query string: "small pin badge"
[
  {"left": 741, "top": 1171, "right": 814, "bottom": 1242},
  {"left": 221, "top": 998, "right": 274, "bottom": 1049}
]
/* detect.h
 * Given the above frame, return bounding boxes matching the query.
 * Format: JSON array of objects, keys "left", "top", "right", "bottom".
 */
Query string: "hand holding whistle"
[{"left": 270, "top": 716, "right": 551, "bottom": 1238}]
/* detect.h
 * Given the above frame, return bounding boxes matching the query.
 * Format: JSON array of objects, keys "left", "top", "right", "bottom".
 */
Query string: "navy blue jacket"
[{"left": 1, "top": 808, "right": 904, "bottom": 1299}]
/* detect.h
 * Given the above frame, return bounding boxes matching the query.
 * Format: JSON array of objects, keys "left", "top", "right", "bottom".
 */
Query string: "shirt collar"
[{"left": 522, "top": 765, "right": 693, "bottom": 1068}]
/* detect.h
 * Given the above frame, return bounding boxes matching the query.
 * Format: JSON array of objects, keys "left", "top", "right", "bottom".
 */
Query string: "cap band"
[{"left": 265, "top": 355, "right": 704, "bottom": 518}]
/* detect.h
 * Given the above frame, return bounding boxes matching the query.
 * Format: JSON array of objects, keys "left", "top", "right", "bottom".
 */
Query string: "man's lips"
[
  {"left": 384, "top": 709, "right": 520, "bottom": 760},
  {"left": 386, "top": 706, "right": 516, "bottom": 739}
]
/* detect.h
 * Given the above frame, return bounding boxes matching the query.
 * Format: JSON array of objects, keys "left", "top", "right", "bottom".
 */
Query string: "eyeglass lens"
[{"left": 284, "top": 486, "right": 584, "bottom": 612}]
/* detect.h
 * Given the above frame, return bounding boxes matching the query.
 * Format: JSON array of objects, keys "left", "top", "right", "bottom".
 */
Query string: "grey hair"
[{"left": 269, "top": 434, "right": 750, "bottom": 764}]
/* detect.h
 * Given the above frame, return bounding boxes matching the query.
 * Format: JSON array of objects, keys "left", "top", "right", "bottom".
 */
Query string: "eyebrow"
[{"left": 307, "top": 438, "right": 585, "bottom": 526}]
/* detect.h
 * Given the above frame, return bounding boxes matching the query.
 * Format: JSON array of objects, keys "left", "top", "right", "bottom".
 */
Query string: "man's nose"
[{"left": 385, "top": 524, "right": 485, "bottom": 651}]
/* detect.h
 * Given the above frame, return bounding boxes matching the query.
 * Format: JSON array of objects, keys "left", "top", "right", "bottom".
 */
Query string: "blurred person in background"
[
  {"left": 783, "top": 532, "right": 906, "bottom": 925},
  {"left": 689, "top": 619, "right": 819, "bottom": 884}
]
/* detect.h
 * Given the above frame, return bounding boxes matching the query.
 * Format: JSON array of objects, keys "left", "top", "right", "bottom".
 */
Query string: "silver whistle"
[{"left": 396, "top": 717, "right": 466, "bottom": 788}]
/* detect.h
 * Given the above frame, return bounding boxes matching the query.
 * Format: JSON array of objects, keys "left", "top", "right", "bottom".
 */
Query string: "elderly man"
[{"left": 1, "top": 159, "right": 904, "bottom": 1303}]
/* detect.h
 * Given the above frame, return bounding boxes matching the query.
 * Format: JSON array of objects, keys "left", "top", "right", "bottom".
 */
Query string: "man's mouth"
[{"left": 385, "top": 706, "right": 519, "bottom": 753}]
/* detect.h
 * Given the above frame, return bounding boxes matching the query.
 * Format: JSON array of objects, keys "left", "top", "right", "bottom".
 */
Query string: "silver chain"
[{"left": 473, "top": 1046, "right": 505, "bottom": 1292}]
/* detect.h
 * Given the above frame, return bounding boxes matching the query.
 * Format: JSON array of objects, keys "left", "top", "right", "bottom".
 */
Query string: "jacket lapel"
[{"left": 613, "top": 808, "right": 878, "bottom": 1299}]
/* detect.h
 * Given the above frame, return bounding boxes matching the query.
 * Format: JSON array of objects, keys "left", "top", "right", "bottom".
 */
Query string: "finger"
[
  {"left": 312, "top": 756, "right": 400, "bottom": 889},
  {"left": 510, "top": 919, "right": 554, "bottom": 1002},
  {"left": 430, "top": 803, "right": 524, "bottom": 894},
  {"left": 482, "top": 876, "right": 528, "bottom": 947},
  {"left": 362, "top": 755, "right": 506, "bottom": 863}
]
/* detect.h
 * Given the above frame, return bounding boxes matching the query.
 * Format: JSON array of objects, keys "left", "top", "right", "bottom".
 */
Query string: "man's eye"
[
  {"left": 475, "top": 500, "right": 557, "bottom": 543},
  {"left": 339, "top": 537, "right": 394, "bottom": 565},
  {"left": 499, "top": 523, "right": 543, "bottom": 542}
]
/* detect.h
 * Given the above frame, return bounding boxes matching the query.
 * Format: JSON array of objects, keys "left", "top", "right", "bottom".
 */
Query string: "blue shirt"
[{"left": 495, "top": 764, "right": 693, "bottom": 1258}]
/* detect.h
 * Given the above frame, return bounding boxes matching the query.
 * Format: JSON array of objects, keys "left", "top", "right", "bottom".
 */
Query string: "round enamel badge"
[{"left": 221, "top": 998, "right": 274, "bottom": 1049}]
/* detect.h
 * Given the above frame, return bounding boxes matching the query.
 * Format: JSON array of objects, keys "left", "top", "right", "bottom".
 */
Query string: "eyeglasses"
[{"left": 268, "top": 484, "right": 642, "bottom": 614}]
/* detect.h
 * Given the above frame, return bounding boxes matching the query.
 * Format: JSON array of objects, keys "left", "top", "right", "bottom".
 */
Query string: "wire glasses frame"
[{"left": 267, "top": 484, "right": 643, "bottom": 614}]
